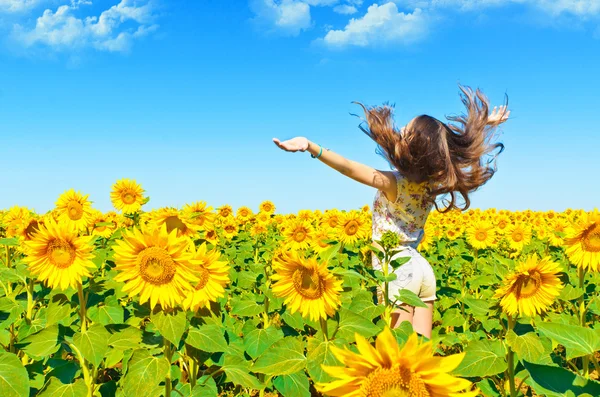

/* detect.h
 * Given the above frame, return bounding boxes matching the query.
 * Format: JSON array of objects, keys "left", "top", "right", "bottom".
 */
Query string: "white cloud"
[
  {"left": 12, "top": 0, "right": 158, "bottom": 52},
  {"left": 250, "top": 0, "right": 312, "bottom": 36},
  {"left": 333, "top": 4, "right": 358, "bottom": 14},
  {"left": 0, "top": 0, "right": 40, "bottom": 13},
  {"left": 323, "top": 2, "right": 429, "bottom": 47},
  {"left": 303, "top": 0, "right": 338, "bottom": 5},
  {"left": 394, "top": 0, "right": 600, "bottom": 17}
]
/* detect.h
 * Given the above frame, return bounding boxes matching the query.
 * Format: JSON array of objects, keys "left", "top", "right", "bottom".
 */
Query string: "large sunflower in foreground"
[
  {"left": 271, "top": 251, "right": 342, "bottom": 321},
  {"left": 493, "top": 254, "right": 563, "bottom": 317},
  {"left": 55, "top": 189, "right": 94, "bottom": 232},
  {"left": 112, "top": 224, "right": 199, "bottom": 309},
  {"left": 110, "top": 178, "right": 145, "bottom": 214},
  {"left": 181, "top": 243, "right": 230, "bottom": 312},
  {"left": 316, "top": 328, "right": 479, "bottom": 397},
  {"left": 22, "top": 219, "right": 96, "bottom": 290},
  {"left": 564, "top": 209, "right": 600, "bottom": 272}
]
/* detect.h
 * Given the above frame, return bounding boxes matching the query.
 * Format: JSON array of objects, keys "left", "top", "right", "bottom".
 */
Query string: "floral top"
[{"left": 372, "top": 170, "right": 434, "bottom": 248}]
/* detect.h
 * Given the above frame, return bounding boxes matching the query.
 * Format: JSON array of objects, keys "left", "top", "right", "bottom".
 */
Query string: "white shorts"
[{"left": 371, "top": 243, "right": 437, "bottom": 306}]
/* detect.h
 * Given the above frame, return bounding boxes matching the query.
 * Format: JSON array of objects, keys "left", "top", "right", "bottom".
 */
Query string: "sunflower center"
[
  {"left": 498, "top": 220, "right": 508, "bottom": 229},
  {"left": 138, "top": 246, "right": 176, "bottom": 285},
  {"left": 293, "top": 228, "right": 308, "bottom": 242},
  {"left": 475, "top": 230, "right": 487, "bottom": 241},
  {"left": 514, "top": 271, "right": 542, "bottom": 299},
  {"left": 165, "top": 216, "right": 187, "bottom": 234},
  {"left": 582, "top": 223, "right": 600, "bottom": 253},
  {"left": 195, "top": 266, "right": 210, "bottom": 290},
  {"left": 47, "top": 239, "right": 76, "bottom": 269},
  {"left": 224, "top": 225, "right": 236, "bottom": 233},
  {"left": 361, "top": 366, "right": 430, "bottom": 397},
  {"left": 67, "top": 201, "right": 83, "bottom": 220},
  {"left": 512, "top": 230, "right": 524, "bottom": 242},
  {"left": 121, "top": 191, "right": 136, "bottom": 205},
  {"left": 345, "top": 221, "right": 359, "bottom": 236},
  {"left": 328, "top": 219, "right": 338, "bottom": 228},
  {"left": 292, "top": 268, "right": 323, "bottom": 299}
]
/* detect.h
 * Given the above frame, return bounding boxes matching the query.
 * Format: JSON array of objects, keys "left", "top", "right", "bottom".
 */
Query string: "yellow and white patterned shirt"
[{"left": 372, "top": 170, "right": 434, "bottom": 248}]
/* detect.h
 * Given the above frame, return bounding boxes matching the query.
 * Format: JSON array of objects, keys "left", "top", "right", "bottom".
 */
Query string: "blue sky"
[{"left": 0, "top": 0, "right": 598, "bottom": 215}]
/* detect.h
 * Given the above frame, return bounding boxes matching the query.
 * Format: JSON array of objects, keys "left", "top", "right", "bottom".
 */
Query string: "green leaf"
[
  {"left": 87, "top": 304, "right": 124, "bottom": 325},
  {"left": 231, "top": 298, "right": 264, "bottom": 317},
  {"left": 536, "top": 322, "right": 600, "bottom": 360},
  {"left": 72, "top": 324, "right": 110, "bottom": 368},
  {"left": 462, "top": 297, "right": 491, "bottom": 317},
  {"left": 335, "top": 308, "right": 381, "bottom": 342},
  {"left": 151, "top": 309, "right": 187, "bottom": 346},
  {"left": 452, "top": 339, "right": 507, "bottom": 377},
  {"left": 0, "top": 238, "right": 19, "bottom": 246},
  {"left": 18, "top": 324, "right": 60, "bottom": 360},
  {"left": 45, "top": 295, "right": 74, "bottom": 327},
  {"left": 185, "top": 324, "right": 229, "bottom": 353},
  {"left": 244, "top": 326, "right": 284, "bottom": 360},
  {"left": 107, "top": 325, "right": 143, "bottom": 350},
  {"left": 558, "top": 284, "right": 584, "bottom": 301},
  {"left": 222, "top": 364, "right": 263, "bottom": 390},
  {"left": 389, "top": 256, "right": 411, "bottom": 270},
  {"left": 281, "top": 311, "right": 304, "bottom": 330},
  {"left": 441, "top": 308, "right": 465, "bottom": 328},
  {"left": 0, "top": 298, "right": 24, "bottom": 330},
  {"left": 252, "top": 337, "right": 306, "bottom": 376},
  {"left": 0, "top": 352, "right": 30, "bottom": 397},
  {"left": 506, "top": 330, "right": 553, "bottom": 365},
  {"left": 306, "top": 338, "right": 345, "bottom": 383},
  {"left": 37, "top": 377, "right": 87, "bottom": 397},
  {"left": 523, "top": 361, "right": 600, "bottom": 396},
  {"left": 122, "top": 350, "right": 169, "bottom": 397},
  {"left": 274, "top": 371, "right": 311, "bottom": 397},
  {"left": 318, "top": 242, "right": 341, "bottom": 262},
  {"left": 394, "top": 289, "right": 427, "bottom": 308}
]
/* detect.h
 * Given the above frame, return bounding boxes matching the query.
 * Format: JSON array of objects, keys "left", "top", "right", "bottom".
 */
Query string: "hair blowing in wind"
[{"left": 354, "top": 83, "right": 508, "bottom": 213}]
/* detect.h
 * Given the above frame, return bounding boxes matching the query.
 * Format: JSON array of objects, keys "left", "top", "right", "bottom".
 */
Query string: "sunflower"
[
  {"left": 55, "top": 189, "right": 94, "bottom": 232},
  {"left": 89, "top": 210, "right": 118, "bottom": 239},
  {"left": 217, "top": 205, "right": 234, "bottom": 221},
  {"left": 298, "top": 209, "right": 313, "bottom": 222},
  {"left": 282, "top": 219, "right": 314, "bottom": 250},
  {"left": 110, "top": 178, "right": 145, "bottom": 214},
  {"left": 2, "top": 206, "right": 32, "bottom": 238},
  {"left": 259, "top": 200, "right": 276, "bottom": 215},
  {"left": 256, "top": 212, "right": 272, "bottom": 225},
  {"left": 494, "top": 214, "right": 511, "bottom": 235},
  {"left": 112, "top": 224, "right": 199, "bottom": 309},
  {"left": 321, "top": 210, "right": 341, "bottom": 230},
  {"left": 465, "top": 221, "right": 497, "bottom": 250},
  {"left": 221, "top": 219, "right": 239, "bottom": 240},
  {"left": 236, "top": 206, "right": 253, "bottom": 224},
  {"left": 203, "top": 227, "right": 219, "bottom": 245},
  {"left": 505, "top": 224, "right": 532, "bottom": 252},
  {"left": 22, "top": 219, "right": 96, "bottom": 290},
  {"left": 181, "top": 243, "right": 230, "bottom": 312},
  {"left": 151, "top": 207, "right": 200, "bottom": 239},
  {"left": 181, "top": 201, "right": 216, "bottom": 230},
  {"left": 316, "top": 328, "right": 479, "bottom": 397},
  {"left": 493, "top": 254, "right": 563, "bottom": 317},
  {"left": 548, "top": 218, "right": 569, "bottom": 247},
  {"left": 271, "top": 251, "right": 342, "bottom": 321},
  {"left": 417, "top": 228, "right": 434, "bottom": 253},
  {"left": 361, "top": 204, "right": 370, "bottom": 213},
  {"left": 564, "top": 209, "right": 600, "bottom": 272},
  {"left": 250, "top": 223, "right": 268, "bottom": 238},
  {"left": 311, "top": 229, "right": 335, "bottom": 254},
  {"left": 336, "top": 211, "right": 369, "bottom": 245}
]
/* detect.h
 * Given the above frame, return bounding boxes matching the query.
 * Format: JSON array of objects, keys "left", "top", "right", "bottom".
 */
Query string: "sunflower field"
[{"left": 0, "top": 179, "right": 599, "bottom": 397}]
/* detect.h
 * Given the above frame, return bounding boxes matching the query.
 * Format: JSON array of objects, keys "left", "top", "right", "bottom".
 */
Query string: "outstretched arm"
[{"left": 272, "top": 137, "right": 398, "bottom": 202}]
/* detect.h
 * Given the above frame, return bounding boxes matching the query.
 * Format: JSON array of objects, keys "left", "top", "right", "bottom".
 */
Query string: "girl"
[{"left": 272, "top": 84, "right": 509, "bottom": 338}]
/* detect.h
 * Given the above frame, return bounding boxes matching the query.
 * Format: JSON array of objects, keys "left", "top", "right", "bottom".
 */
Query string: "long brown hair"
[{"left": 354, "top": 83, "right": 507, "bottom": 213}]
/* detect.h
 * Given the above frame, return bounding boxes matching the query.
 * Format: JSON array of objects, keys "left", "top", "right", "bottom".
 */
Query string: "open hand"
[
  {"left": 272, "top": 137, "right": 309, "bottom": 152},
  {"left": 488, "top": 105, "right": 510, "bottom": 124}
]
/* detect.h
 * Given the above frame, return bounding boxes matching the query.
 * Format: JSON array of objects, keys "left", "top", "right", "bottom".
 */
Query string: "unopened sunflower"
[
  {"left": 316, "top": 327, "right": 479, "bottom": 397},
  {"left": 22, "top": 219, "right": 96, "bottom": 290},
  {"left": 493, "top": 254, "right": 563, "bottom": 317},
  {"left": 112, "top": 224, "right": 198, "bottom": 309},
  {"left": 564, "top": 209, "right": 600, "bottom": 272},
  {"left": 271, "top": 251, "right": 342, "bottom": 321},
  {"left": 110, "top": 179, "right": 145, "bottom": 214}
]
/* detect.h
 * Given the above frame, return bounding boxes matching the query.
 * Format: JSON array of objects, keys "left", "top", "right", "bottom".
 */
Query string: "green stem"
[
  {"left": 77, "top": 283, "right": 87, "bottom": 333},
  {"left": 319, "top": 317, "right": 329, "bottom": 342},
  {"left": 164, "top": 339, "right": 173, "bottom": 397},
  {"left": 5, "top": 246, "right": 12, "bottom": 294},
  {"left": 578, "top": 267, "right": 589, "bottom": 378},
  {"left": 506, "top": 315, "right": 517, "bottom": 397},
  {"left": 26, "top": 279, "right": 35, "bottom": 322},
  {"left": 69, "top": 342, "right": 93, "bottom": 397},
  {"left": 188, "top": 357, "right": 197, "bottom": 388}
]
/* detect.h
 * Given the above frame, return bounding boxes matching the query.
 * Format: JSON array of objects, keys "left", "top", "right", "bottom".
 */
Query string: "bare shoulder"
[{"left": 374, "top": 170, "right": 399, "bottom": 202}]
